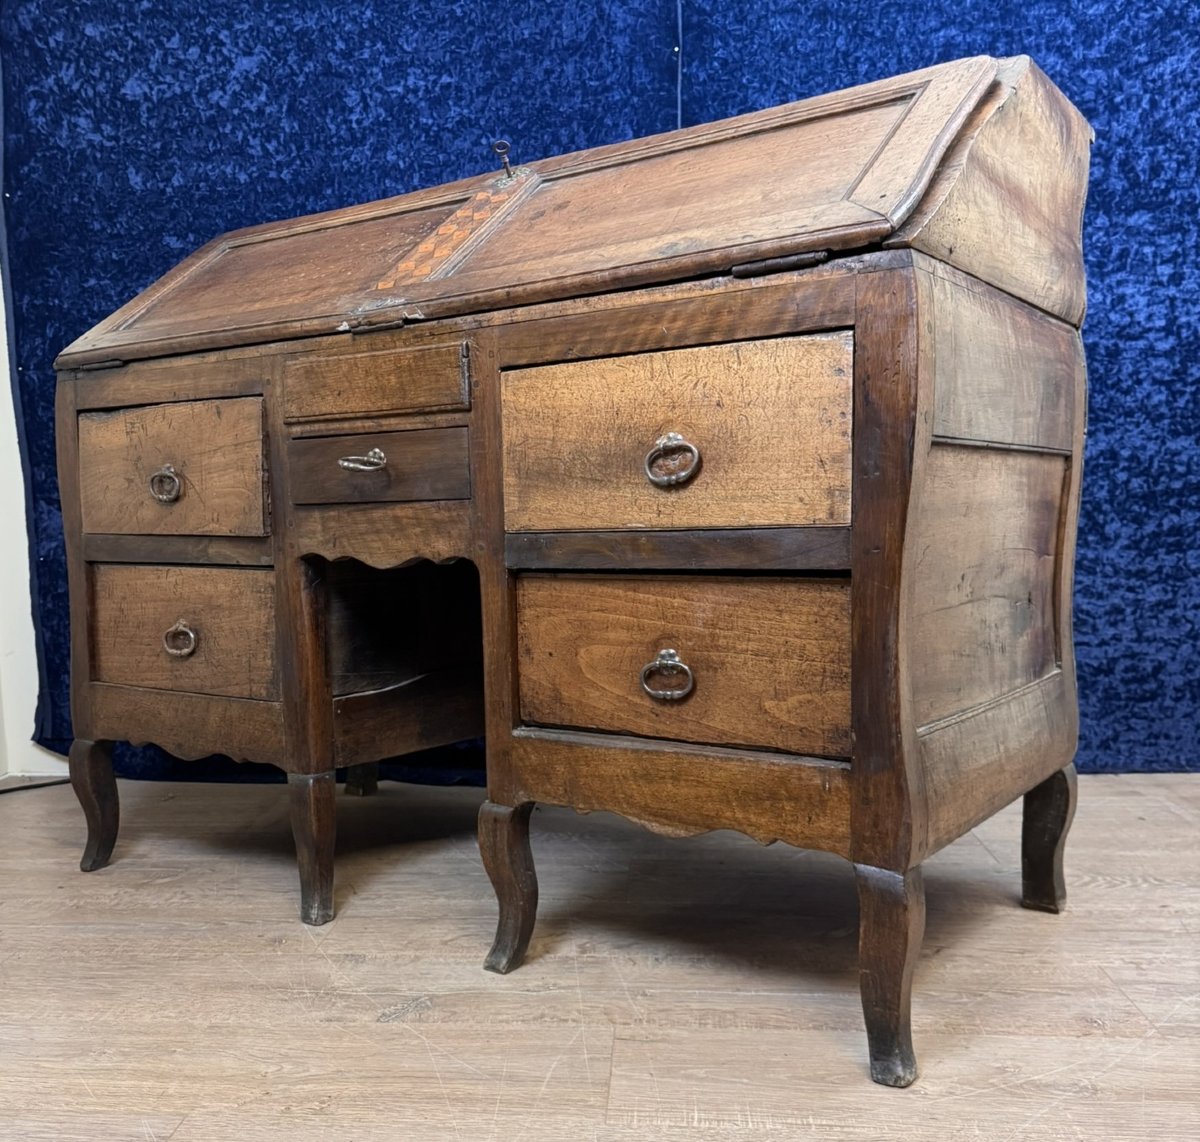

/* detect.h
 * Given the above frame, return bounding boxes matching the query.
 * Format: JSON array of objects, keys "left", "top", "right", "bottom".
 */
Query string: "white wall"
[{"left": 0, "top": 296, "right": 64, "bottom": 778}]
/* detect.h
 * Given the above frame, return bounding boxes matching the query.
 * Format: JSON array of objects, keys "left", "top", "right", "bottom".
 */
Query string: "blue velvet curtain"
[{"left": 1, "top": 1, "right": 1195, "bottom": 776}]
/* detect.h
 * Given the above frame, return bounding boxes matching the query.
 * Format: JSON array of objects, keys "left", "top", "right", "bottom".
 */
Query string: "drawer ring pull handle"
[
  {"left": 162, "top": 620, "right": 198, "bottom": 659},
  {"left": 148, "top": 464, "right": 182, "bottom": 503},
  {"left": 337, "top": 447, "right": 388, "bottom": 472},
  {"left": 640, "top": 648, "right": 694, "bottom": 701},
  {"left": 644, "top": 432, "right": 701, "bottom": 488}
]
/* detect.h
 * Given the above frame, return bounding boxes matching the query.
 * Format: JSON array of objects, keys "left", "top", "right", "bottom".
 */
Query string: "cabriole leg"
[
  {"left": 344, "top": 762, "right": 379, "bottom": 797},
  {"left": 1022, "top": 761, "right": 1078, "bottom": 913},
  {"left": 288, "top": 770, "right": 337, "bottom": 925},
  {"left": 478, "top": 800, "right": 538, "bottom": 974},
  {"left": 68, "top": 738, "right": 118, "bottom": 872},
  {"left": 854, "top": 863, "right": 926, "bottom": 1088}
]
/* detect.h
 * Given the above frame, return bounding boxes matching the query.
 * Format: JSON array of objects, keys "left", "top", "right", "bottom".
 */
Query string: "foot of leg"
[
  {"left": 344, "top": 762, "right": 379, "bottom": 797},
  {"left": 855, "top": 863, "right": 925, "bottom": 1088},
  {"left": 288, "top": 771, "right": 337, "bottom": 925},
  {"left": 1022, "top": 762, "right": 1078, "bottom": 913},
  {"left": 69, "top": 739, "right": 118, "bottom": 872},
  {"left": 478, "top": 800, "right": 537, "bottom": 974}
]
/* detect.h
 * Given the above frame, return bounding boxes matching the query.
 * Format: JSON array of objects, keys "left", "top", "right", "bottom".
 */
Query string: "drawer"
[
  {"left": 282, "top": 341, "right": 469, "bottom": 421},
  {"left": 78, "top": 397, "right": 266, "bottom": 536},
  {"left": 288, "top": 427, "right": 471, "bottom": 505},
  {"left": 91, "top": 565, "right": 278, "bottom": 700},
  {"left": 502, "top": 333, "right": 852, "bottom": 532},
  {"left": 516, "top": 575, "right": 851, "bottom": 757}
]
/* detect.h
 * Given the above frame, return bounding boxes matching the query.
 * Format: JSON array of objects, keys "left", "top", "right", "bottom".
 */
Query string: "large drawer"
[
  {"left": 91, "top": 565, "right": 278, "bottom": 700},
  {"left": 516, "top": 575, "right": 851, "bottom": 757},
  {"left": 78, "top": 397, "right": 266, "bottom": 536},
  {"left": 288, "top": 427, "right": 471, "bottom": 505},
  {"left": 502, "top": 333, "right": 852, "bottom": 532}
]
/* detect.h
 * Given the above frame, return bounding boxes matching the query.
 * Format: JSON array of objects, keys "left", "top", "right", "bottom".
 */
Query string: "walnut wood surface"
[
  {"left": 58, "top": 58, "right": 999, "bottom": 366},
  {"left": 78, "top": 397, "right": 267, "bottom": 536},
  {"left": 287, "top": 426, "right": 470, "bottom": 505},
  {"left": 91, "top": 564, "right": 279, "bottom": 701},
  {"left": 1021, "top": 761, "right": 1078, "bottom": 913},
  {"left": 502, "top": 333, "right": 853, "bottom": 532},
  {"left": 889, "top": 57, "right": 1092, "bottom": 325},
  {"left": 509, "top": 728, "right": 852, "bottom": 856},
  {"left": 88, "top": 683, "right": 285, "bottom": 765},
  {"left": 287, "top": 771, "right": 336, "bottom": 926},
  {"left": 907, "top": 446, "right": 1064, "bottom": 727},
  {"left": 81, "top": 533, "right": 273, "bottom": 567},
  {"left": 516, "top": 575, "right": 851, "bottom": 758},
  {"left": 289, "top": 500, "right": 473, "bottom": 567},
  {"left": 855, "top": 864, "right": 926, "bottom": 1087},
  {"left": 478, "top": 800, "right": 538, "bottom": 974},
  {"left": 282, "top": 340, "right": 469, "bottom": 421},
  {"left": 332, "top": 670, "right": 484, "bottom": 767},
  {"left": 67, "top": 739, "right": 117, "bottom": 872},
  {"left": 504, "top": 526, "right": 851, "bottom": 571}
]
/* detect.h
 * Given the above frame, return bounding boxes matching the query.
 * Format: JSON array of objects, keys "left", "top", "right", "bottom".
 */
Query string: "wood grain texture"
[
  {"left": 287, "top": 426, "right": 470, "bottom": 505},
  {"left": 78, "top": 397, "right": 267, "bottom": 537},
  {"left": 67, "top": 739, "right": 117, "bottom": 872},
  {"left": 87, "top": 683, "right": 285, "bottom": 765},
  {"left": 889, "top": 57, "right": 1092, "bottom": 326},
  {"left": 510, "top": 728, "right": 852, "bottom": 856},
  {"left": 849, "top": 265, "right": 929, "bottom": 871},
  {"left": 81, "top": 533, "right": 273, "bottom": 567},
  {"left": 1022, "top": 761, "right": 1078, "bottom": 913},
  {"left": 517, "top": 575, "right": 852, "bottom": 758},
  {"left": 91, "top": 564, "right": 278, "bottom": 701},
  {"left": 287, "top": 770, "right": 337, "bottom": 925},
  {"left": 502, "top": 333, "right": 853, "bottom": 532},
  {"left": 504, "top": 526, "right": 851, "bottom": 571},
  {"left": 282, "top": 341, "right": 469, "bottom": 421},
  {"left": 478, "top": 800, "right": 538, "bottom": 974},
  {"left": 924, "top": 262, "right": 1080, "bottom": 450},
  {"left": 332, "top": 671, "right": 484, "bottom": 767},
  {"left": 907, "top": 445, "right": 1065, "bottom": 728},
  {"left": 919, "top": 672, "right": 1076, "bottom": 852},
  {"left": 69, "top": 352, "right": 268, "bottom": 411},
  {"left": 855, "top": 864, "right": 926, "bottom": 1087},
  {"left": 289, "top": 500, "right": 473, "bottom": 567}
]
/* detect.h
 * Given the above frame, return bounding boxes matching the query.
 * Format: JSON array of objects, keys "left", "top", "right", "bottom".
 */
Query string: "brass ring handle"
[
  {"left": 337, "top": 447, "right": 388, "bottom": 472},
  {"left": 644, "top": 432, "right": 701, "bottom": 487},
  {"left": 640, "top": 648, "right": 694, "bottom": 701},
  {"left": 148, "top": 464, "right": 182, "bottom": 503},
  {"left": 162, "top": 620, "right": 198, "bottom": 659}
]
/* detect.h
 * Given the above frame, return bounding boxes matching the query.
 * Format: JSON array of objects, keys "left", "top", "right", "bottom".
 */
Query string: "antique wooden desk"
[{"left": 56, "top": 56, "right": 1090, "bottom": 1085}]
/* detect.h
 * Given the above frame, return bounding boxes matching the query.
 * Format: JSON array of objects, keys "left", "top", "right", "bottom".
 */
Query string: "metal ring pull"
[
  {"left": 644, "top": 432, "right": 701, "bottom": 488},
  {"left": 162, "top": 620, "right": 198, "bottom": 659},
  {"left": 337, "top": 447, "right": 388, "bottom": 472},
  {"left": 148, "top": 464, "right": 182, "bottom": 503},
  {"left": 640, "top": 648, "right": 695, "bottom": 701}
]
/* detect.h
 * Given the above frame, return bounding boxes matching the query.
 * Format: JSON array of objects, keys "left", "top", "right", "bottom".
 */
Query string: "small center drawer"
[
  {"left": 501, "top": 333, "right": 852, "bottom": 532},
  {"left": 516, "top": 574, "right": 851, "bottom": 757},
  {"left": 77, "top": 397, "right": 267, "bottom": 537},
  {"left": 287, "top": 427, "right": 471, "bottom": 505},
  {"left": 91, "top": 564, "right": 278, "bottom": 701}
]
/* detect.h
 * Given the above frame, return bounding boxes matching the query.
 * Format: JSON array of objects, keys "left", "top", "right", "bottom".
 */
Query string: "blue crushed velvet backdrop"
[{"left": 1, "top": 2, "right": 1195, "bottom": 778}]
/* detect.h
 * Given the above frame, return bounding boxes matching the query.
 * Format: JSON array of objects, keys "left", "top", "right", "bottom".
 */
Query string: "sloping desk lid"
[{"left": 59, "top": 56, "right": 999, "bottom": 367}]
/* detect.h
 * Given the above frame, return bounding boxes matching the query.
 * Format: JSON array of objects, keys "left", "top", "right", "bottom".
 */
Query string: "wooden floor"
[{"left": 0, "top": 774, "right": 1195, "bottom": 1140}]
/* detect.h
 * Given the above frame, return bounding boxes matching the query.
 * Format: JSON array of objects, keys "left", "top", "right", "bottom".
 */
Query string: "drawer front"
[
  {"left": 502, "top": 333, "right": 852, "bottom": 532},
  {"left": 288, "top": 427, "right": 471, "bottom": 505},
  {"left": 282, "top": 341, "right": 469, "bottom": 421},
  {"left": 78, "top": 397, "right": 266, "bottom": 537},
  {"left": 517, "top": 575, "right": 851, "bottom": 757},
  {"left": 91, "top": 565, "right": 278, "bottom": 700}
]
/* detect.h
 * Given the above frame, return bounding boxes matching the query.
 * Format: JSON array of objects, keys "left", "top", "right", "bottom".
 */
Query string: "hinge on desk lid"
[{"left": 730, "top": 250, "right": 830, "bottom": 278}]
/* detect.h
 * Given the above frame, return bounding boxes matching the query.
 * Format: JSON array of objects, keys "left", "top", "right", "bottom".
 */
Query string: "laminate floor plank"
[{"left": 0, "top": 775, "right": 1195, "bottom": 1141}]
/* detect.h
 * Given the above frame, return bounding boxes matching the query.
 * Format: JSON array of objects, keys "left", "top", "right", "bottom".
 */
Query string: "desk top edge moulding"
[
  {"left": 57, "top": 54, "right": 1088, "bottom": 369},
  {"left": 55, "top": 54, "right": 1091, "bottom": 1089}
]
